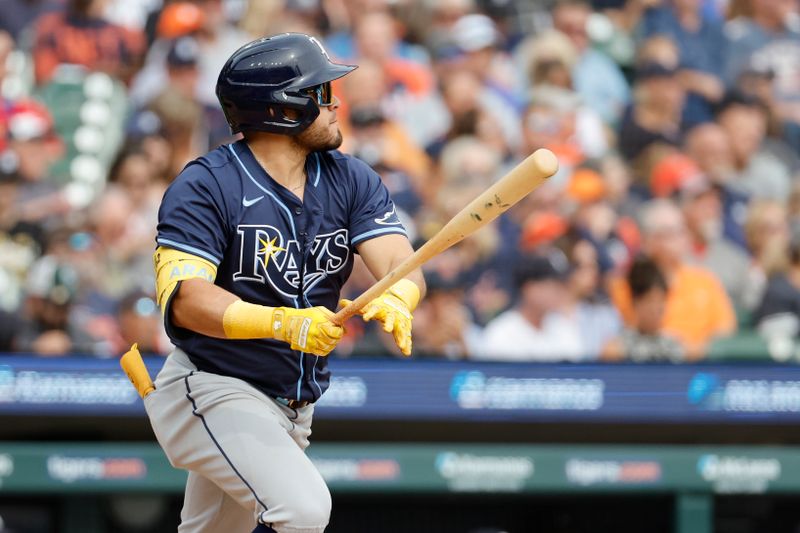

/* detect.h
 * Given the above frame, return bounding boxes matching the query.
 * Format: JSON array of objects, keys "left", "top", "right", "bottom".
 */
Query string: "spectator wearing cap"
[
  {"left": 520, "top": 212, "right": 569, "bottom": 253},
  {"left": 602, "top": 256, "right": 684, "bottom": 362},
  {"left": 517, "top": 29, "right": 577, "bottom": 92},
  {"left": 9, "top": 255, "right": 97, "bottom": 356},
  {"left": 736, "top": 58, "right": 800, "bottom": 154},
  {"left": 31, "top": 0, "right": 146, "bottom": 85},
  {"left": 552, "top": 0, "right": 631, "bottom": 126},
  {"left": 733, "top": 65, "right": 800, "bottom": 171},
  {"left": 650, "top": 152, "right": 751, "bottom": 309},
  {"left": 609, "top": 199, "right": 735, "bottom": 359},
  {"left": 566, "top": 167, "right": 634, "bottom": 274},
  {"left": 479, "top": 255, "right": 584, "bottom": 362},
  {"left": 420, "top": 0, "right": 476, "bottom": 54},
  {"left": 436, "top": 14, "right": 523, "bottom": 154},
  {"left": 449, "top": 14, "right": 520, "bottom": 108},
  {"left": 2, "top": 99, "right": 63, "bottom": 184},
  {"left": 129, "top": 1, "right": 205, "bottom": 107},
  {"left": 134, "top": 0, "right": 249, "bottom": 108},
  {"left": 146, "top": 36, "right": 229, "bottom": 175},
  {"left": 716, "top": 92, "right": 792, "bottom": 201},
  {"left": 640, "top": 0, "right": 727, "bottom": 127},
  {"left": 412, "top": 274, "right": 482, "bottom": 359},
  {"left": 157, "top": 2, "right": 205, "bottom": 40},
  {"left": 164, "top": 36, "right": 201, "bottom": 99},
  {"left": 618, "top": 60, "right": 685, "bottom": 162},
  {"left": 487, "top": 208, "right": 565, "bottom": 319},
  {"left": 1, "top": 99, "right": 71, "bottom": 226},
  {"left": 725, "top": 0, "right": 800, "bottom": 124}
]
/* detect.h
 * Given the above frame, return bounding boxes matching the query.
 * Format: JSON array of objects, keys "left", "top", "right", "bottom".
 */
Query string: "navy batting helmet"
[{"left": 216, "top": 33, "right": 357, "bottom": 135}]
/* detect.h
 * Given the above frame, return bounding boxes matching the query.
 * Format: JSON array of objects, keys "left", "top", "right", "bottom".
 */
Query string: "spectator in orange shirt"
[
  {"left": 32, "top": 0, "right": 145, "bottom": 85},
  {"left": 602, "top": 256, "right": 684, "bottom": 362},
  {"left": 609, "top": 199, "right": 736, "bottom": 359}
]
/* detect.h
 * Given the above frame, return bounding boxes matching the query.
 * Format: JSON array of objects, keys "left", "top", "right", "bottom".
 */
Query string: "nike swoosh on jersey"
[{"left": 243, "top": 195, "right": 265, "bottom": 207}]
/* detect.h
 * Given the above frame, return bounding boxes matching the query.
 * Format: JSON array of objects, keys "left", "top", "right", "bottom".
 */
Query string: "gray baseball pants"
[{"left": 144, "top": 349, "right": 331, "bottom": 533}]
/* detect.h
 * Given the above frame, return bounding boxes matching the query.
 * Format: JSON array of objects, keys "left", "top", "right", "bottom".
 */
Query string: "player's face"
[{"left": 297, "top": 83, "right": 342, "bottom": 151}]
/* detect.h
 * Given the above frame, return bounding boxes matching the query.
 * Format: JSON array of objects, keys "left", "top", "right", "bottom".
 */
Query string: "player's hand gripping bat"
[{"left": 332, "top": 148, "right": 559, "bottom": 326}]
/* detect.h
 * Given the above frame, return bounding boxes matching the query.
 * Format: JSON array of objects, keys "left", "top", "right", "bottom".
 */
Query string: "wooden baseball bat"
[{"left": 331, "top": 148, "right": 559, "bottom": 325}]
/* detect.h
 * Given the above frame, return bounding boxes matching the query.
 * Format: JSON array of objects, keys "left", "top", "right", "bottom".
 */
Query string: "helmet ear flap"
[
  {"left": 265, "top": 105, "right": 300, "bottom": 123},
  {"left": 250, "top": 94, "right": 319, "bottom": 134}
]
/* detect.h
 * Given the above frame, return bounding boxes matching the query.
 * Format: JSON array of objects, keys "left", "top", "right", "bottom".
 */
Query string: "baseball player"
[{"left": 137, "top": 33, "right": 425, "bottom": 533}]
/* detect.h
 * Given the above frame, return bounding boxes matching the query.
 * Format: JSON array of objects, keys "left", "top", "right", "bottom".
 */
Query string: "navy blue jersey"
[{"left": 156, "top": 140, "right": 406, "bottom": 402}]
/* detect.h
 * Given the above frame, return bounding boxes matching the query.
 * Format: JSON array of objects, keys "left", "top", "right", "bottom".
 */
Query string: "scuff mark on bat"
[
  {"left": 470, "top": 213, "right": 483, "bottom": 222},
  {"left": 494, "top": 194, "right": 510, "bottom": 208}
]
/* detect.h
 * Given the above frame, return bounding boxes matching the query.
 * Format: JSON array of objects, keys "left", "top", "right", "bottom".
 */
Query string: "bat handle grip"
[
  {"left": 330, "top": 273, "right": 398, "bottom": 326},
  {"left": 331, "top": 297, "right": 367, "bottom": 326}
]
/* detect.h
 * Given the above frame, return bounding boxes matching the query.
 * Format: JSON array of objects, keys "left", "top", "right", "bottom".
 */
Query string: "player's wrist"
[
  {"left": 387, "top": 279, "right": 420, "bottom": 311},
  {"left": 222, "top": 300, "right": 277, "bottom": 339}
]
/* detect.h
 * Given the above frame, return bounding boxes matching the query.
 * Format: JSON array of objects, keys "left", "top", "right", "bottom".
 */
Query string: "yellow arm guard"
[
  {"left": 386, "top": 279, "right": 421, "bottom": 311},
  {"left": 154, "top": 246, "right": 217, "bottom": 313},
  {"left": 222, "top": 300, "right": 275, "bottom": 339}
]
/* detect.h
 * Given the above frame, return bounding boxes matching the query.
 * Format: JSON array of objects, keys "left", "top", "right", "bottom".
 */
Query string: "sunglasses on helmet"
[{"left": 305, "top": 81, "right": 334, "bottom": 107}]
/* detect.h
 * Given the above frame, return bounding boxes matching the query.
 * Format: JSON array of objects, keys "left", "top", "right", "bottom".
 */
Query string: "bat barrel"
[{"left": 331, "top": 149, "right": 558, "bottom": 326}]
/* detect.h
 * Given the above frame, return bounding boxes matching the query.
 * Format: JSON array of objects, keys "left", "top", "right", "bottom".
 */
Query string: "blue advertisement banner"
[{"left": 1, "top": 356, "right": 800, "bottom": 423}]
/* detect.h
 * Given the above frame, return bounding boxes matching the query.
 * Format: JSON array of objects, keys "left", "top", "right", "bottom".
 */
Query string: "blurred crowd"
[{"left": 0, "top": 0, "right": 799, "bottom": 362}]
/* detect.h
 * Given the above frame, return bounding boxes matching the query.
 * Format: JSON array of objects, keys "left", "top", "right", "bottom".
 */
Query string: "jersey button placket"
[{"left": 294, "top": 207, "right": 302, "bottom": 215}]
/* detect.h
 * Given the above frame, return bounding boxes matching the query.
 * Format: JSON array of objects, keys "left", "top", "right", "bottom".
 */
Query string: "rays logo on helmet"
[{"left": 233, "top": 225, "right": 350, "bottom": 298}]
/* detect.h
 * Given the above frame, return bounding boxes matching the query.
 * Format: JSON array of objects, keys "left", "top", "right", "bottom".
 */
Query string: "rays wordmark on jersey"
[{"left": 233, "top": 225, "right": 350, "bottom": 298}]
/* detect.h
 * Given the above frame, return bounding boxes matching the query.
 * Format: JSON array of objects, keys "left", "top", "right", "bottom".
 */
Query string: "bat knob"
[{"left": 532, "top": 148, "right": 559, "bottom": 178}]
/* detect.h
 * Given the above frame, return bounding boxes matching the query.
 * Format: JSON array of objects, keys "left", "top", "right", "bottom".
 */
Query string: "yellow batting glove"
[
  {"left": 272, "top": 306, "right": 344, "bottom": 357},
  {"left": 340, "top": 279, "right": 420, "bottom": 356}
]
